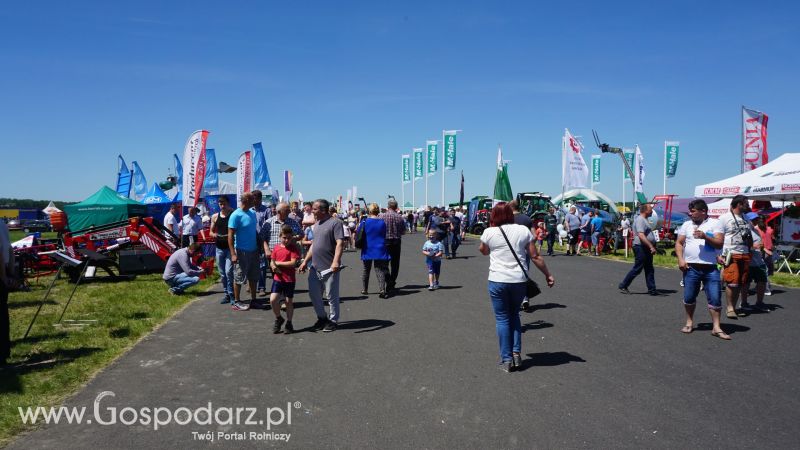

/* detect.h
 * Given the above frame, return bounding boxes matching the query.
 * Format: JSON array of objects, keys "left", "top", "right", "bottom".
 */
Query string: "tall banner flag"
[
  {"left": 236, "top": 151, "right": 252, "bottom": 207},
  {"left": 742, "top": 106, "right": 768, "bottom": 172},
  {"left": 665, "top": 142, "right": 679, "bottom": 178},
  {"left": 132, "top": 161, "right": 148, "bottom": 202},
  {"left": 352, "top": 186, "right": 358, "bottom": 202},
  {"left": 252, "top": 142, "right": 272, "bottom": 189},
  {"left": 413, "top": 149, "right": 424, "bottom": 179},
  {"left": 182, "top": 130, "right": 210, "bottom": 207},
  {"left": 173, "top": 154, "right": 183, "bottom": 188},
  {"left": 591, "top": 155, "right": 601, "bottom": 184},
  {"left": 284, "top": 170, "right": 293, "bottom": 194},
  {"left": 116, "top": 155, "right": 132, "bottom": 198},
  {"left": 623, "top": 149, "right": 635, "bottom": 180},
  {"left": 402, "top": 155, "right": 411, "bottom": 183},
  {"left": 203, "top": 148, "right": 219, "bottom": 194},
  {"left": 634, "top": 144, "right": 645, "bottom": 195},
  {"left": 444, "top": 131, "right": 457, "bottom": 170},
  {"left": 493, "top": 146, "right": 513, "bottom": 202},
  {"left": 426, "top": 141, "right": 438, "bottom": 176},
  {"left": 561, "top": 128, "right": 589, "bottom": 190}
]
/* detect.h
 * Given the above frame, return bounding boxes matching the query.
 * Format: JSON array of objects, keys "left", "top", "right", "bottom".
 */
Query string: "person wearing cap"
[
  {"left": 675, "top": 199, "right": 729, "bottom": 339},
  {"left": 718, "top": 195, "right": 756, "bottom": 319},
  {"left": 740, "top": 212, "right": 771, "bottom": 312}
]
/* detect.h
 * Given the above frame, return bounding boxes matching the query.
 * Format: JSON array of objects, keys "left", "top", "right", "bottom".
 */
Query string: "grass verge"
[{"left": 0, "top": 273, "right": 214, "bottom": 445}]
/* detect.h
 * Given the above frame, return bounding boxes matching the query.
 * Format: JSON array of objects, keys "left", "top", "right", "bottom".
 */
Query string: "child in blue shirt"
[{"left": 422, "top": 230, "right": 444, "bottom": 291}]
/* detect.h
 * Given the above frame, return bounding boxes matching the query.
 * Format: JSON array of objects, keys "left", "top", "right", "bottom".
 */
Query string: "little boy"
[
  {"left": 422, "top": 230, "right": 444, "bottom": 291},
  {"left": 269, "top": 225, "right": 301, "bottom": 334}
]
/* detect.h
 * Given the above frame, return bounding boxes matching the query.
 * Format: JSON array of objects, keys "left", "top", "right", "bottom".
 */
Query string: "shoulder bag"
[{"left": 498, "top": 225, "right": 541, "bottom": 298}]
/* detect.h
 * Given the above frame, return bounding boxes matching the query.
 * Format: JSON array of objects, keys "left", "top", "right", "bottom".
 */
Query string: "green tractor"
[{"left": 516, "top": 192, "right": 555, "bottom": 225}]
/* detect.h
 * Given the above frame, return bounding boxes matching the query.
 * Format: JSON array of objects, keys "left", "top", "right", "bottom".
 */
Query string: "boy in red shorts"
[{"left": 269, "top": 225, "right": 301, "bottom": 334}]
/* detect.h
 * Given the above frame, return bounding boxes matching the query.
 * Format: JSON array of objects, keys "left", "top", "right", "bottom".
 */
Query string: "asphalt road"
[{"left": 8, "top": 233, "right": 800, "bottom": 449}]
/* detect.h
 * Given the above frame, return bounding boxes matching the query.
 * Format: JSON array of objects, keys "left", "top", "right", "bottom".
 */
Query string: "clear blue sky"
[{"left": 2, "top": 1, "right": 799, "bottom": 206}]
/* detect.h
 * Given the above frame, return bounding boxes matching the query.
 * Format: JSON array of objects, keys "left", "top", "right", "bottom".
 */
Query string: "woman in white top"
[{"left": 479, "top": 203, "right": 555, "bottom": 372}]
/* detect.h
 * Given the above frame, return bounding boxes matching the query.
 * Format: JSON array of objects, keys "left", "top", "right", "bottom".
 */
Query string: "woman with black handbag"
[
  {"left": 479, "top": 203, "right": 555, "bottom": 372},
  {"left": 356, "top": 203, "right": 391, "bottom": 298}
]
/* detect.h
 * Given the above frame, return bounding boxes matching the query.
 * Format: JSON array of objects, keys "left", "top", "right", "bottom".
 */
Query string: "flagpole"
[
  {"left": 740, "top": 105, "right": 744, "bottom": 174},
  {"left": 663, "top": 140, "right": 667, "bottom": 195},
  {"left": 401, "top": 155, "right": 405, "bottom": 212},
  {"left": 425, "top": 148, "right": 429, "bottom": 208},
  {"left": 441, "top": 130, "right": 445, "bottom": 208}
]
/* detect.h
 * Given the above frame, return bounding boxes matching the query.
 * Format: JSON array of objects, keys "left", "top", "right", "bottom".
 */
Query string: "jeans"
[
  {"left": 682, "top": 265, "right": 721, "bottom": 310},
  {"left": 215, "top": 248, "right": 234, "bottom": 300},
  {"left": 165, "top": 272, "right": 200, "bottom": 293},
  {"left": 257, "top": 255, "right": 268, "bottom": 292},
  {"left": 441, "top": 233, "right": 451, "bottom": 257},
  {"left": 546, "top": 231, "right": 556, "bottom": 255},
  {"left": 385, "top": 239, "right": 401, "bottom": 287},
  {"left": 448, "top": 233, "right": 461, "bottom": 256},
  {"left": 488, "top": 281, "right": 526, "bottom": 363},
  {"left": 619, "top": 245, "right": 656, "bottom": 292},
  {"left": 309, "top": 269, "right": 340, "bottom": 323}
]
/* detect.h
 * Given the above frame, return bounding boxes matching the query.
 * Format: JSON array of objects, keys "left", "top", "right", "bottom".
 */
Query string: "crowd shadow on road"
[
  {"left": 402, "top": 284, "right": 462, "bottom": 290},
  {"left": 696, "top": 322, "right": 750, "bottom": 335},
  {"left": 518, "top": 352, "right": 586, "bottom": 371},
  {"left": 522, "top": 320, "right": 553, "bottom": 332},
  {"left": 335, "top": 319, "right": 395, "bottom": 333},
  {"left": 527, "top": 302, "right": 567, "bottom": 312},
  {"left": 390, "top": 289, "right": 422, "bottom": 297}
]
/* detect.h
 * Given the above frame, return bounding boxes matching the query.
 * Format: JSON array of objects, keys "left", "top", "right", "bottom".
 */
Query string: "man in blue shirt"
[
  {"left": 590, "top": 212, "right": 605, "bottom": 256},
  {"left": 228, "top": 192, "right": 259, "bottom": 311}
]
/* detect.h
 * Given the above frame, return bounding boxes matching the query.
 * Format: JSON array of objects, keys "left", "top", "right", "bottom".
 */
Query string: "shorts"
[
  {"left": 234, "top": 249, "right": 260, "bottom": 285},
  {"left": 748, "top": 264, "right": 768, "bottom": 283},
  {"left": 568, "top": 229, "right": 580, "bottom": 245},
  {"left": 271, "top": 280, "right": 296, "bottom": 298},
  {"left": 426, "top": 259, "right": 441, "bottom": 275},
  {"left": 722, "top": 253, "right": 751, "bottom": 287}
]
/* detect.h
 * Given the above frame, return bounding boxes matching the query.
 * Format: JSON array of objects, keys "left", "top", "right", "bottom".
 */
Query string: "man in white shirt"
[
  {"left": 675, "top": 199, "right": 728, "bottom": 340},
  {"left": 718, "top": 195, "right": 756, "bottom": 319},
  {"left": 180, "top": 207, "right": 203, "bottom": 248},
  {"left": 163, "top": 204, "right": 180, "bottom": 238}
]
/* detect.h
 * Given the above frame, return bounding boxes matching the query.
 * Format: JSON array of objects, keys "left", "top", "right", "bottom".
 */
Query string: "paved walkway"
[{"left": 9, "top": 233, "right": 800, "bottom": 449}]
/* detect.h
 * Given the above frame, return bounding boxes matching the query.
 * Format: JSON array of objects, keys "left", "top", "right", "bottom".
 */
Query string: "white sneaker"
[{"left": 764, "top": 290, "right": 772, "bottom": 296}]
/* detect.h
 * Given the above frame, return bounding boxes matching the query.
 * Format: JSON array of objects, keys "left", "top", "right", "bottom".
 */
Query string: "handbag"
[
  {"left": 498, "top": 225, "right": 541, "bottom": 298},
  {"left": 354, "top": 220, "right": 367, "bottom": 249}
]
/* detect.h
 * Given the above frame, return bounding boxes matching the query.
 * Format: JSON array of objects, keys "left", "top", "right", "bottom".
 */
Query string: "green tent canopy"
[{"left": 64, "top": 186, "right": 147, "bottom": 231}]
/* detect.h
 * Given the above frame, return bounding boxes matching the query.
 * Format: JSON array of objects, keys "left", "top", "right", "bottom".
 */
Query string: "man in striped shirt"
[{"left": 379, "top": 200, "right": 406, "bottom": 291}]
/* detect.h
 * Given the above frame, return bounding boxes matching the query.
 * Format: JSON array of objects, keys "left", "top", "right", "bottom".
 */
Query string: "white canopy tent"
[
  {"left": 694, "top": 153, "right": 800, "bottom": 201},
  {"left": 552, "top": 188, "right": 620, "bottom": 214},
  {"left": 41, "top": 201, "right": 61, "bottom": 215}
]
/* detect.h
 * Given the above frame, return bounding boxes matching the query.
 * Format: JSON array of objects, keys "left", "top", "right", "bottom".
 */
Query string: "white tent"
[
  {"left": 552, "top": 188, "right": 619, "bottom": 214},
  {"left": 41, "top": 201, "right": 61, "bottom": 215},
  {"left": 694, "top": 153, "right": 800, "bottom": 201}
]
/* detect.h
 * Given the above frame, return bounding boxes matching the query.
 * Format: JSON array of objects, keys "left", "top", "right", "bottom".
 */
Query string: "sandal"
[
  {"left": 680, "top": 325, "right": 693, "bottom": 334},
  {"left": 726, "top": 310, "right": 738, "bottom": 320},
  {"left": 711, "top": 330, "right": 732, "bottom": 340}
]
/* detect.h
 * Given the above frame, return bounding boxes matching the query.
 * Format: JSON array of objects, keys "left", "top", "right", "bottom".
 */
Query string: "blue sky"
[{"left": 2, "top": 1, "right": 799, "bottom": 206}]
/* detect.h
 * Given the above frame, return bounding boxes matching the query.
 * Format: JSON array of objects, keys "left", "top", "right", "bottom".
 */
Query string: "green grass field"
[
  {"left": 8, "top": 231, "right": 58, "bottom": 242},
  {"left": 0, "top": 272, "right": 214, "bottom": 445}
]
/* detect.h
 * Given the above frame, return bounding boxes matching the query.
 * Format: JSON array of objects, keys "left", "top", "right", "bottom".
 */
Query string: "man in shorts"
[
  {"left": 740, "top": 212, "right": 771, "bottom": 312},
  {"left": 228, "top": 192, "right": 260, "bottom": 311},
  {"left": 675, "top": 199, "right": 729, "bottom": 339},
  {"left": 718, "top": 195, "right": 755, "bottom": 319},
  {"left": 564, "top": 206, "right": 581, "bottom": 255}
]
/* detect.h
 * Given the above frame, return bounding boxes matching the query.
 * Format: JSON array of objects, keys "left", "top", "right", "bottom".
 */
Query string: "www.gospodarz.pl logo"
[{"left": 19, "top": 391, "right": 299, "bottom": 434}]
